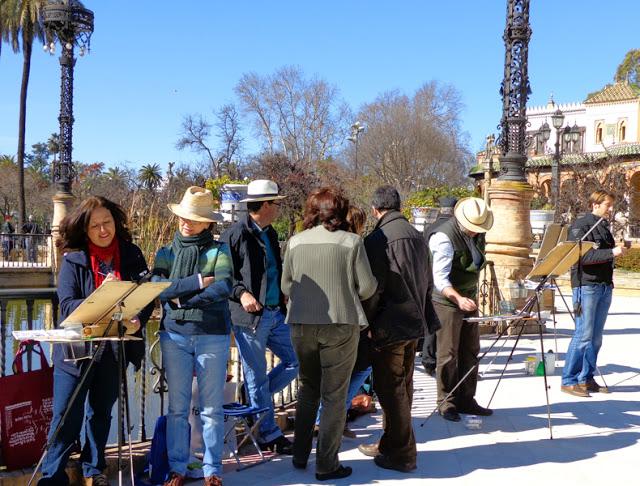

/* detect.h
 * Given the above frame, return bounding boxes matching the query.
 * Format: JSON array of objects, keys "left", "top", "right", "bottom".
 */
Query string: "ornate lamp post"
[
  {"left": 347, "top": 121, "right": 365, "bottom": 176},
  {"left": 42, "top": 0, "right": 93, "bottom": 271},
  {"left": 485, "top": 0, "right": 535, "bottom": 299},
  {"left": 548, "top": 109, "right": 580, "bottom": 221}
]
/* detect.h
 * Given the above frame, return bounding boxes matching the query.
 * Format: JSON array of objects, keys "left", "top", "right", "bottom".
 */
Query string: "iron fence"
[{"left": 0, "top": 233, "right": 54, "bottom": 268}]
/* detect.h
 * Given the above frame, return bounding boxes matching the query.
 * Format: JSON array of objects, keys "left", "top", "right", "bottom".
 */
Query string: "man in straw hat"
[
  {"left": 220, "top": 180, "right": 298, "bottom": 454},
  {"left": 425, "top": 196, "right": 494, "bottom": 422}
]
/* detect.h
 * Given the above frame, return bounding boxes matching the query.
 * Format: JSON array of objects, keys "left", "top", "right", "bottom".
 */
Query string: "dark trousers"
[
  {"left": 434, "top": 301, "right": 479, "bottom": 411},
  {"left": 38, "top": 347, "right": 119, "bottom": 485},
  {"left": 421, "top": 328, "right": 437, "bottom": 370},
  {"left": 371, "top": 339, "right": 418, "bottom": 467},
  {"left": 290, "top": 323, "right": 358, "bottom": 474}
]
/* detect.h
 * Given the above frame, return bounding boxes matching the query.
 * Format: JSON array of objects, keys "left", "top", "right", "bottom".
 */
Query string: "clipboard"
[{"left": 60, "top": 280, "right": 170, "bottom": 328}]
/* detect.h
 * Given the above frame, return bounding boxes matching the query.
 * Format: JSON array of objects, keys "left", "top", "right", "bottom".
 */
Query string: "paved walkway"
[{"left": 208, "top": 294, "right": 640, "bottom": 486}]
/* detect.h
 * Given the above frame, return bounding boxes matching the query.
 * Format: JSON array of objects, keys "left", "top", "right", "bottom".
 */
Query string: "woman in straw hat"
[{"left": 151, "top": 187, "right": 233, "bottom": 486}]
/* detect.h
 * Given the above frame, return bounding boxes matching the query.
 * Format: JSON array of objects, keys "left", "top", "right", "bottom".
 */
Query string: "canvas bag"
[{"left": 0, "top": 340, "right": 54, "bottom": 470}]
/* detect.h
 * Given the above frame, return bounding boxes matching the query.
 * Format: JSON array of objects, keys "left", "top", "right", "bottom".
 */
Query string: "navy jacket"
[
  {"left": 55, "top": 240, "right": 152, "bottom": 376},
  {"left": 220, "top": 214, "right": 286, "bottom": 329}
]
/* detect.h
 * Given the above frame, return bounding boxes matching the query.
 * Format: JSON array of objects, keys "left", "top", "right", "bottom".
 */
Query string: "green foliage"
[
  {"left": 615, "top": 248, "right": 640, "bottom": 272},
  {"left": 615, "top": 49, "right": 640, "bottom": 86},
  {"left": 205, "top": 175, "right": 246, "bottom": 207},
  {"left": 530, "top": 196, "right": 553, "bottom": 210},
  {"left": 404, "top": 186, "right": 477, "bottom": 213}
]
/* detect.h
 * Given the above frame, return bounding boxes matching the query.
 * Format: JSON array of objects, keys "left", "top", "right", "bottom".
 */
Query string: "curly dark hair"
[
  {"left": 57, "top": 196, "right": 132, "bottom": 251},
  {"left": 302, "top": 187, "right": 349, "bottom": 232}
]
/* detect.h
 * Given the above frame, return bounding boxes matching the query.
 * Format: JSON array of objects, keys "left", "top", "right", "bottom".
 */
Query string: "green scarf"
[{"left": 168, "top": 230, "right": 214, "bottom": 322}]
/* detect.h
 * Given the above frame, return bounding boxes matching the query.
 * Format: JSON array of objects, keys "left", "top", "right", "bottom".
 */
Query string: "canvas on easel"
[
  {"left": 537, "top": 223, "right": 568, "bottom": 262},
  {"left": 527, "top": 240, "right": 596, "bottom": 281}
]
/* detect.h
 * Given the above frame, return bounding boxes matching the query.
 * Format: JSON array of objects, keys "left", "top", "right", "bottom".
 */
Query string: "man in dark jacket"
[
  {"left": 358, "top": 185, "right": 438, "bottom": 473},
  {"left": 420, "top": 196, "right": 457, "bottom": 376},
  {"left": 220, "top": 179, "right": 298, "bottom": 454},
  {"left": 426, "top": 197, "right": 493, "bottom": 423},
  {"left": 561, "top": 190, "right": 626, "bottom": 397}
]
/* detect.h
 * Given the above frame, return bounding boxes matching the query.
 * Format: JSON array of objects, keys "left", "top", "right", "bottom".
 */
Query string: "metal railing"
[
  {"left": 0, "top": 233, "right": 54, "bottom": 268},
  {"left": 478, "top": 261, "right": 502, "bottom": 317}
]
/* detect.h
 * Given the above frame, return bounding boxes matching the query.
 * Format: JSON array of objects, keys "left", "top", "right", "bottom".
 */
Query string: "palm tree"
[
  {"left": 138, "top": 164, "right": 163, "bottom": 192},
  {"left": 3, "top": 0, "right": 46, "bottom": 231}
]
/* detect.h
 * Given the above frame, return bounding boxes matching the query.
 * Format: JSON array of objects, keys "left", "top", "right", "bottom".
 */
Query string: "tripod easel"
[
  {"left": 26, "top": 279, "right": 169, "bottom": 486},
  {"left": 420, "top": 238, "right": 595, "bottom": 439}
]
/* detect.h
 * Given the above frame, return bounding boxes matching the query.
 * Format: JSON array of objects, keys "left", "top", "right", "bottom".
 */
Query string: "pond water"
[{"left": 2, "top": 300, "right": 163, "bottom": 443}]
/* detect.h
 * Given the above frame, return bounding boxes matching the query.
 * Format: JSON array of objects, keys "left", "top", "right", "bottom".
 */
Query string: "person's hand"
[
  {"left": 127, "top": 316, "right": 141, "bottom": 334},
  {"left": 612, "top": 245, "right": 627, "bottom": 257},
  {"left": 456, "top": 296, "right": 477, "bottom": 312},
  {"left": 203, "top": 276, "right": 215, "bottom": 287},
  {"left": 240, "top": 291, "right": 263, "bottom": 313},
  {"left": 100, "top": 272, "right": 119, "bottom": 286}
]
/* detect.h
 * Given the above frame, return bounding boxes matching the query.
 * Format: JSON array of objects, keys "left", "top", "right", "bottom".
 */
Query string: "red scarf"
[{"left": 88, "top": 238, "right": 121, "bottom": 287}]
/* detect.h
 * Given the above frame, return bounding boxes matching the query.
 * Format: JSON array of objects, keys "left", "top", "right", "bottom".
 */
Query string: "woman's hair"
[
  {"left": 57, "top": 196, "right": 132, "bottom": 250},
  {"left": 302, "top": 187, "right": 349, "bottom": 232},
  {"left": 347, "top": 205, "right": 366, "bottom": 235}
]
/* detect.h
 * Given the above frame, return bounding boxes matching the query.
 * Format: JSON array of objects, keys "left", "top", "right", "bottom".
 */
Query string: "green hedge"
[{"left": 615, "top": 248, "right": 640, "bottom": 272}]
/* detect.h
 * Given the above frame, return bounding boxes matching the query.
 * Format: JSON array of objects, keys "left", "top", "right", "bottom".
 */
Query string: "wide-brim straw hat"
[
  {"left": 239, "top": 179, "right": 287, "bottom": 203},
  {"left": 168, "top": 186, "right": 223, "bottom": 223},
  {"left": 454, "top": 197, "right": 494, "bottom": 233}
]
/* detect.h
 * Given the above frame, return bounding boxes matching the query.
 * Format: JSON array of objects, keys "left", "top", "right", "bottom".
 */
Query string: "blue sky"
[{"left": 0, "top": 0, "right": 638, "bottom": 171}]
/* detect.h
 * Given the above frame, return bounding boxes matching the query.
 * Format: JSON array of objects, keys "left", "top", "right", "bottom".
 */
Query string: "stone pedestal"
[
  {"left": 485, "top": 180, "right": 535, "bottom": 301},
  {"left": 51, "top": 191, "right": 75, "bottom": 277}
]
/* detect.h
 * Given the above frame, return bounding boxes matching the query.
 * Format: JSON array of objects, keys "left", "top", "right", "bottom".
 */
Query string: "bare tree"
[
  {"left": 215, "top": 104, "right": 242, "bottom": 175},
  {"left": 235, "top": 65, "right": 349, "bottom": 166}
]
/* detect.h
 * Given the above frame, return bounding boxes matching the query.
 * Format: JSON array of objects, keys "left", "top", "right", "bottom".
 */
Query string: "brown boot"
[
  {"left": 357, "top": 443, "right": 379, "bottom": 457},
  {"left": 204, "top": 475, "right": 223, "bottom": 486},
  {"left": 560, "top": 385, "right": 590, "bottom": 397},
  {"left": 342, "top": 424, "right": 357, "bottom": 439},
  {"left": 164, "top": 472, "right": 185, "bottom": 486},
  {"left": 584, "top": 379, "right": 610, "bottom": 393}
]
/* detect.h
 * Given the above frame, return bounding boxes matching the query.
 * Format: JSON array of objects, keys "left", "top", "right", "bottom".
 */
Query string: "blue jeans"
[
  {"left": 233, "top": 308, "right": 299, "bottom": 442},
  {"left": 160, "top": 332, "right": 230, "bottom": 478},
  {"left": 562, "top": 284, "right": 613, "bottom": 386},
  {"left": 315, "top": 366, "right": 372, "bottom": 425},
  {"left": 39, "top": 347, "right": 119, "bottom": 484}
]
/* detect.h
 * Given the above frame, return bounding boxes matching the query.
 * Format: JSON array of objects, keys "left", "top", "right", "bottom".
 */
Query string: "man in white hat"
[
  {"left": 425, "top": 196, "right": 494, "bottom": 422},
  {"left": 220, "top": 180, "right": 298, "bottom": 454}
]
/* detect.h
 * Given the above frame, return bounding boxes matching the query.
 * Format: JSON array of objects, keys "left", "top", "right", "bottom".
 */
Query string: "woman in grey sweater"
[{"left": 282, "top": 187, "right": 377, "bottom": 481}]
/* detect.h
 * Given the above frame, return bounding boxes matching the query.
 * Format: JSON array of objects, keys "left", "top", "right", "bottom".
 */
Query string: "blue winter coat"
[{"left": 54, "top": 239, "right": 153, "bottom": 376}]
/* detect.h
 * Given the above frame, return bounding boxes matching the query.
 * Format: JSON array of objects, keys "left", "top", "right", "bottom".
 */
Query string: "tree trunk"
[{"left": 17, "top": 33, "right": 33, "bottom": 231}]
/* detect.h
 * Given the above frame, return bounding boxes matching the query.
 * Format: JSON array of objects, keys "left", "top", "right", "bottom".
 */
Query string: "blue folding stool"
[{"left": 223, "top": 402, "right": 271, "bottom": 470}]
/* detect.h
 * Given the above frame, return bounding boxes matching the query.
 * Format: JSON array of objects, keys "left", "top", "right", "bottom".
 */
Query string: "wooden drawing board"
[
  {"left": 526, "top": 240, "right": 596, "bottom": 280},
  {"left": 61, "top": 281, "right": 169, "bottom": 327},
  {"left": 537, "top": 223, "right": 568, "bottom": 262}
]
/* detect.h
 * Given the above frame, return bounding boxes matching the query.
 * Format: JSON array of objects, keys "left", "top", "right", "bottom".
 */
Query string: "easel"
[
  {"left": 26, "top": 279, "right": 169, "bottom": 486},
  {"left": 420, "top": 238, "right": 594, "bottom": 439}
]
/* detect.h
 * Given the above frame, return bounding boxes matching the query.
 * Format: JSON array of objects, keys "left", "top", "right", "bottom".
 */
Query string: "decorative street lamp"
[
  {"left": 42, "top": 0, "right": 93, "bottom": 272},
  {"left": 496, "top": 0, "right": 532, "bottom": 182},
  {"left": 547, "top": 108, "right": 580, "bottom": 221},
  {"left": 347, "top": 121, "right": 365, "bottom": 176},
  {"left": 43, "top": 0, "right": 94, "bottom": 197}
]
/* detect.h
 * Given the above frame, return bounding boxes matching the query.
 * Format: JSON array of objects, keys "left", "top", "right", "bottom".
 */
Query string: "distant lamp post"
[
  {"left": 548, "top": 108, "right": 578, "bottom": 222},
  {"left": 347, "top": 121, "right": 365, "bottom": 175},
  {"left": 43, "top": 0, "right": 94, "bottom": 272},
  {"left": 483, "top": 133, "right": 496, "bottom": 197}
]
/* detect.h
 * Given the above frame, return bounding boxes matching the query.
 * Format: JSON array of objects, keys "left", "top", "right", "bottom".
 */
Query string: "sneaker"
[
  {"left": 164, "top": 472, "right": 185, "bottom": 486},
  {"left": 315, "top": 465, "right": 352, "bottom": 481},
  {"left": 91, "top": 474, "right": 109, "bottom": 486},
  {"left": 204, "top": 475, "right": 223, "bottom": 486},
  {"left": 259, "top": 434, "right": 293, "bottom": 454},
  {"left": 373, "top": 454, "right": 417, "bottom": 473},
  {"left": 583, "top": 379, "right": 610, "bottom": 394},
  {"left": 458, "top": 400, "right": 493, "bottom": 416},
  {"left": 560, "top": 384, "right": 590, "bottom": 397},
  {"left": 357, "top": 442, "right": 379, "bottom": 457}
]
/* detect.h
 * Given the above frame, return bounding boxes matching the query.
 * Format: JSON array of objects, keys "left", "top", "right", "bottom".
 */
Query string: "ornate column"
[{"left": 485, "top": 0, "right": 534, "bottom": 298}]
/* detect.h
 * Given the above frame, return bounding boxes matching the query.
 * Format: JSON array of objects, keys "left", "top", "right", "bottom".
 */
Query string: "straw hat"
[
  {"left": 168, "top": 186, "right": 223, "bottom": 222},
  {"left": 453, "top": 197, "right": 494, "bottom": 233},
  {"left": 239, "top": 179, "right": 286, "bottom": 203}
]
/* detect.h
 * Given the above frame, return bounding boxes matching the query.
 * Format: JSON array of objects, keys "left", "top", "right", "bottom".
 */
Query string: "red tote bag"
[{"left": 0, "top": 340, "right": 54, "bottom": 470}]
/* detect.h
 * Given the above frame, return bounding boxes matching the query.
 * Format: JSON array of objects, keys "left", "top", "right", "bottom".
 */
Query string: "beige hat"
[
  {"left": 454, "top": 197, "right": 494, "bottom": 233},
  {"left": 239, "top": 179, "right": 287, "bottom": 203},
  {"left": 168, "top": 186, "right": 223, "bottom": 223}
]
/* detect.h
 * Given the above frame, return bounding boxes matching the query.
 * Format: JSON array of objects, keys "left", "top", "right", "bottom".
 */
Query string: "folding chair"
[{"left": 223, "top": 402, "right": 271, "bottom": 470}]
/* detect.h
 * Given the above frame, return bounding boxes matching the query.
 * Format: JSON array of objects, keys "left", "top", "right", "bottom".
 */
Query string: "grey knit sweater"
[{"left": 282, "top": 225, "right": 377, "bottom": 326}]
